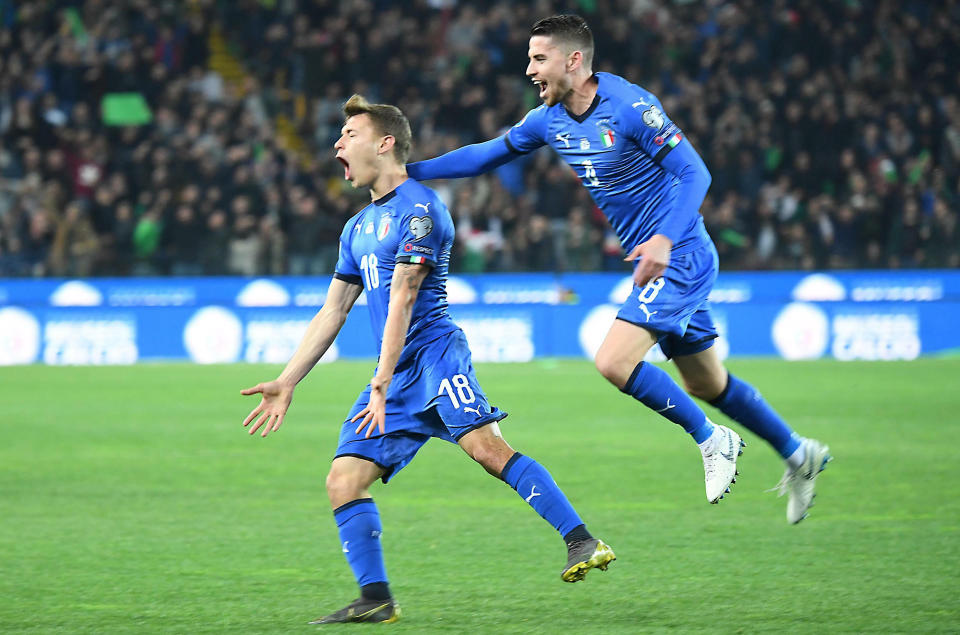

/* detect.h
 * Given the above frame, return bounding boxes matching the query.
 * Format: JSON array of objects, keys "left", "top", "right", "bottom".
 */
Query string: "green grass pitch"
[{"left": 1, "top": 358, "right": 958, "bottom": 633}]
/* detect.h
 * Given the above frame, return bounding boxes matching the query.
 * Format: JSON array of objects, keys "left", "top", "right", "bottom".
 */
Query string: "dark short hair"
[
  {"left": 530, "top": 14, "right": 594, "bottom": 67},
  {"left": 342, "top": 94, "right": 412, "bottom": 163}
]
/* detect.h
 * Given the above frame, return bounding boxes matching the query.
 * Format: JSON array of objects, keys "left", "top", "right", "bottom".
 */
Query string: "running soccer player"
[
  {"left": 240, "top": 95, "right": 614, "bottom": 625},
  {"left": 406, "top": 15, "right": 830, "bottom": 523}
]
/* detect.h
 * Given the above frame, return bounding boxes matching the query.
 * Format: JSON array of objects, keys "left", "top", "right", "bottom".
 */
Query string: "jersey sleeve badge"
[
  {"left": 409, "top": 215, "right": 434, "bottom": 241},
  {"left": 641, "top": 104, "right": 665, "bottom": 130}
]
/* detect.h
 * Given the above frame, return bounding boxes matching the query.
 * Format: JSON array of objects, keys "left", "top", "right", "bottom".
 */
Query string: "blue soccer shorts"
[
  {"left": 616, "top": 241, "right": 720, "bottom": 359},
  {"left": 334, "top": 328, "right": 507, "bottom": 482}
]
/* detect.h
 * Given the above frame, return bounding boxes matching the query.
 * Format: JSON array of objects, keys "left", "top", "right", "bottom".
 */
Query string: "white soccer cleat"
[
  {"left": 701, "top": 425, "right": 744, "bottom": 504},
  {"left": 774, "top": 438, "right": 832, "bottom": 524}
]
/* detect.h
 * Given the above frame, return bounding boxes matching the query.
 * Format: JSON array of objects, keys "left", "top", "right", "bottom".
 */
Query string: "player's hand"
[
  {"left": 352, "top": 376, "right": 390, "bottom": 439},
  {"left": 625, "top": 234, "right": 673, "bottom": 287},
  {"left": 241, "top": 380, "right": 294, "bottom": 438}
]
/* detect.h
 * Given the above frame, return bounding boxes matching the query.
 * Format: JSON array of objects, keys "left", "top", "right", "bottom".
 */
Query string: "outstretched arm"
[
  {"left": 407, "top": 135, "right": 520, "bottom": 181},
  {"left": 241, "top": 278, "right": 363, "bottom": 437},
  {"left": 352, "top": 263, "right": 430, "bottom": 438},
  {"left": 625, "top": 141, "right": 711, "bottom": 287},
  {"left": 626, "top": 140, "right": 712, "bottom": 285},
  {"left": 654, "top": 141, "right": 712, "bottom": 247}
]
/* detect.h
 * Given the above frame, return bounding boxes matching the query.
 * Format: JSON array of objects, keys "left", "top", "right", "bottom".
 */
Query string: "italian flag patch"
[
  {"left": 409, "top": 255, "right": 426, "bottom": 264},
  {"left": 601, "top": 129, "right": 615, "bottom": 148},
  {"left": 667, "top": 132, "right": 682, "bottom": 148}
]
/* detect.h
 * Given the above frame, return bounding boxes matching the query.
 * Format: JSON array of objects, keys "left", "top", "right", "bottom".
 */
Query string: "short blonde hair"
[{"left": 342, "top": 94, "right": 412, "bottom": 163}]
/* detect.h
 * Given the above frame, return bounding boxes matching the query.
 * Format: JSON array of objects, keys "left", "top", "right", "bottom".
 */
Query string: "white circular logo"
[
  {"left": 792, "top": 274, "right": 846, "bottom": 302},
  {"left": 0, "top": 307, "right": 41, "bottom": 365},
  {"left": 771, "top": 302, "right": 829, "bottom": 360},
  {"left": 446, "top": 276, "right": 478, "bottom": 304},
  {"left": 578, "top": 304, "right": 620, "bottom": 359},
  {"left": 608, "top": 276, "right": 635, "bottom": 304},
  {"left": 49, "top": 280, "right": 103, "bottom": 306},
  {"left": 236, "top": 279, "right": 291, "bottom": 307},
  {"left": 183, "top": 307, "right": 243, "bottom": 363}
]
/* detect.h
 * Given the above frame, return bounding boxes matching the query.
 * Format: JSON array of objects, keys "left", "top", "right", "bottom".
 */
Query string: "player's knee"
[
  {"left": 468, "top": 444, "right": 498, "bottom": 472},
  {"left": 466, "top": 440, "right": 512, "bottom": 475},
  {"left": 458, "top": 424, "right": 514, "bottom": 476},
  {"left": 683, "top": 376, "right": 724, "bottom": 401},
  {"left": 325, "top": 468, "right": 365, "bottom": 506},
  {"left": 595, "top": 351, "right": 630, "bottom": 388}
]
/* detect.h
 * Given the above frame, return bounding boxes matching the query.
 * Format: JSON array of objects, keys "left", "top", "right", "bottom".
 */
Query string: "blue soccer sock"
[
  {"left": 500, "top": 453, "right": 584, "bottom": 538},
  {"left": 333, "top": 498, "right": 389, "bottom": 595},
  {"left": 709, "top": 373, "right": 802, "bottom": 459},
  {"left": 622, "top": 362, "right": 715, "bottom": 443}
]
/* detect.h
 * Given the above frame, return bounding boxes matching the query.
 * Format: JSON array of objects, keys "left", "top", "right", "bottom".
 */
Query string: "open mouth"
[
  {"left": 533, "top": 79, "right": 547, "bottom": 98},
  {"left": 336, "top": 156, "right": 351, "bottom": 180}
]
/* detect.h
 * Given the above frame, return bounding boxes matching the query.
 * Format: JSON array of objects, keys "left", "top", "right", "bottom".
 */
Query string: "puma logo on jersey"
[
  {"left": 555, "top": 132, "right": 571, "bottom": 148},
  {"left": 463, "top": 406, "right": 482, "bottom": 416},
  {"left": 639, "top": 303, "right": 658, "bottom": 322},
  {"left": 414, "top": 202, "right": 431, "bottom": 214}
]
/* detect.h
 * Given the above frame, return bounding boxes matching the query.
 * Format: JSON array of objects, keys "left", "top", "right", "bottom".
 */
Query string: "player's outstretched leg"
[
  {"left": 501, "top": 452, "right": 617, "bottom": 582},
  {"left": 674, "top": 348, "right": 831, "bottom": 522},
  {"left": 459, "top": 426, "right": 615, "bottom": 582},
  {"left": 311, "top": 459, "right": 400, "bottom": 624},
  {"left": 707, "top": 373, "right": 831, "bottom": 521},
  {"left": 770, "top": 438, "right": 832, "bottom": 524},
  {"left": 618, "top": 361, "right": 743, "bottom": 503},
  {"left": 595, "top": 321, "right": 742, "bottom": 504}
]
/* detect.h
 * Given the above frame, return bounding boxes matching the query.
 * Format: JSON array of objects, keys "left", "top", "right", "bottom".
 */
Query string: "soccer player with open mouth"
[
  {"left": 408, "top": 14, "right": 830, "bottom": 522},
  {"left": 240, "top": 95, "right": 614, "bottom": 625}
]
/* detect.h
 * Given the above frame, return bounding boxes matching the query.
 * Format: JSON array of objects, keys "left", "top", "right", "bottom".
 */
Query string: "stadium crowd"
[{"left": 1, "top": 0, "right": 958, "bottom": 277}]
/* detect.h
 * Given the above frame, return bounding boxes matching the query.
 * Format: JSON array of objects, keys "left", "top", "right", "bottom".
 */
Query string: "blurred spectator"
[
  {"left": 164, "top": 204, "right": 204, "bottom": 276},
  {"left": 201, "top": 209, "right": 230, "bottom": 275},
  {"left": 286, "top": 194, "right": 336, "bottom": 275},
  {"left": 50, "top": 201, "right": 98, "bottom": 277},
  {"left": 109, "top": 200, "right": 136, "bottom": 275},
  {"left": 132, "top": 207, "right": 162, "bottom": 276},
  {"left": 707, "top": 193, "right": 752, "bottom": 268},
  {"left": 929, "top": 198, "right": 959, "bottom": 268},
  {"left": 257, "top": 215, "right": 287, "bottom": 276},
  {"left": 563, "top": 206, "right": 601, "bottom": 272},
  {"left": 523, "top": 214, "right": 555, "bottom": 271},
  {"left": 228, "top": 212, "right": 260, "bottom": 276}
]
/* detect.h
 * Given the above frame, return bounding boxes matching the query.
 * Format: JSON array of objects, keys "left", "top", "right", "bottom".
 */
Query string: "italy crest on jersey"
[
  {"left": 377, "top": 212, "right": 391, "bottom": 241},
  {"left": 600, "top": 127, "right": 615, "bottom": 148}
]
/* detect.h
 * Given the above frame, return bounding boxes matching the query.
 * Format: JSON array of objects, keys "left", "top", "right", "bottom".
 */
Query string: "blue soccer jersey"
[
  {"left": 505, "top": 72, "right": 711, "bottom": 256},
  {"left": 334, "top": 178, "right": 459, "bottom": 363},
  {"left": 332, "top": 178, "right": 506, "bottom": 481},
  {"left": 405, "top": 72, "right": 721, "bottom": 353}
]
